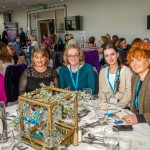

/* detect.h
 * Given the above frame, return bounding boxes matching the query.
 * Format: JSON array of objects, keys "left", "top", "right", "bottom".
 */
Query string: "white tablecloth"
[{"left": 6, "top": 104, "right": 150, "bottom": 150}]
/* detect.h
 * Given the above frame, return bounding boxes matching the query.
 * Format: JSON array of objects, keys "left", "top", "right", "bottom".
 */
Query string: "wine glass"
[
  {"left": 104, "top": 127, "right": 119, "bottom": 150},
  {"left": 83, "top": 88, "right": 92, "bottom": 101}
]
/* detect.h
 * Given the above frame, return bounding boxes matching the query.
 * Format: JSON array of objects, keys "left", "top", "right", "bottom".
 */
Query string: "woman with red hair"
[{"left": 122, "top": 42, "right": 150, "bottom": 125}]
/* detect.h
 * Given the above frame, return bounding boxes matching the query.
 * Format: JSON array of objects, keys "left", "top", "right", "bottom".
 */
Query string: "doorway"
[{"left": 38, "top": 20, "right": 49, "bottom": 43}]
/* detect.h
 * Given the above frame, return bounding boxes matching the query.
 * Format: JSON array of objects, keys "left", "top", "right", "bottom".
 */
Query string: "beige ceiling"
[{"left": 0, "top": 0, "right": 75, "bottom": 14}]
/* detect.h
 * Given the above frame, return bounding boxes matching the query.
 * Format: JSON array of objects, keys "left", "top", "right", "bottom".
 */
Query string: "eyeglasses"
[{"left": 67, "top": 54, "right": 79, "bottom": 59}]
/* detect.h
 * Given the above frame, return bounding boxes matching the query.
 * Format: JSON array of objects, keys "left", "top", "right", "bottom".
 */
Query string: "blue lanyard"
[
  {"left": 70, "top": 65, "right": 80, "bottom": 90},
  {"left": 107, "top": 66, "right": 119, "bottom": 93},
  {"left": 135, "top": 79, "right": 142, "bottom": 110}
]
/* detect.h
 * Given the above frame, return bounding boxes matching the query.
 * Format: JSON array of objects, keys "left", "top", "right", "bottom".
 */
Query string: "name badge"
[{"left": 110, "top": 98, "right": 118, "bottom": 105}]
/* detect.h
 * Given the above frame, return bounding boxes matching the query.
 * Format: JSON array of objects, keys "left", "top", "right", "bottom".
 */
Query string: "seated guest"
[
  {"left": 19, "top": 47, "right": 59, "bottom": 95},
  {"left": 99, "top": 43, "right": 132, "bottom": 108},
  {"left": 41, "top": 34, "right": 53, "bottom": 50},
  {"left": 67, "top": 34, "right": 77, "bottom": 46},
  {"left": 0, "top": 74, "right": 7, "bottom": 106},
  {"left": 116, "top": 38, "right": 128, "bottom": 64},
  {"left": 0, "top": 42, "right": 12, "bottom": 75},
  {"left": 83, "top": 36, "right": 97, "bottom": 51},
  {"left": 59, "top": 44, "right": 96, "bottom": 94},
  {"left": 122, "top": 42, "right": 150, "bottom": 125},
  {"left": 143, "top": 38, "right": 150, "bottom": 45},
  {"left": 112, "top": 35, "right": 119, "bottom": 46},
  {"left": 7, "top": 44, "right": 18, "bottom": 64},
  {"left": 30, "top": 35, "right": 39, "bottom": 48},
  {"left": 13, "top": 36, "right": 21, "bottom": 55}
]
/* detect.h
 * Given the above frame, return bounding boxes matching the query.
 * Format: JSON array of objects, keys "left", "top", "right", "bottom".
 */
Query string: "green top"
[{"left": 59, "top": 63, "right": 96, "bottom": 94}]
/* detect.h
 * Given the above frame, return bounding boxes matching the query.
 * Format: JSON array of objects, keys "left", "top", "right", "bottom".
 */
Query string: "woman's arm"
[
  {"left": 98, "top": 69, "right": 107, "bottom": 102},
  {"left": 19, "top": 69, "right": 28, "bottom": 95}
]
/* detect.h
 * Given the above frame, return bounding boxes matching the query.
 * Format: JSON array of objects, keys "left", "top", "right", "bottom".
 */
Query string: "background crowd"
[{"left": 0, "top": 26, "right": 150, "bottom": 126}]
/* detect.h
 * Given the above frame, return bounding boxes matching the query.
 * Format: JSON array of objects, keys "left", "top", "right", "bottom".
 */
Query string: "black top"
[
  {"left": 19, "top": 31, "right": 26, "bottom": 47},
  {"left": 19, "top": 66, "right": 59, "bottom": 95},
  {"left": 2, "top": 30, "right": 8, "bottom": 45}
]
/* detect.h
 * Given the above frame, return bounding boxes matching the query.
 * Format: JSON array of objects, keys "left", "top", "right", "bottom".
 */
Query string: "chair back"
[
  {"left": 83, "top": 50, "right": 101, "bottom": 72},
  {"left": 4, "top": 64, "right": 27, "bottom": 103}
]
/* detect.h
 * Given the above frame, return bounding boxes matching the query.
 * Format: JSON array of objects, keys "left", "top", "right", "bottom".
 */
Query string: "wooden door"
[{"left": 40, "top": 23, "right": 48, "bottom": 42}]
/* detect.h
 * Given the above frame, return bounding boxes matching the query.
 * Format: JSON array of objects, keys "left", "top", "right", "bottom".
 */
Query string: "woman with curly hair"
[
  {"left": 122, "top": 42, "right": 150, "bottom": 125},
  {"left": 59, "top": 44, "right": 96, "bottom": 94},
  {"left": 0, "top": 42, "right": 12, "bottom": 75}
]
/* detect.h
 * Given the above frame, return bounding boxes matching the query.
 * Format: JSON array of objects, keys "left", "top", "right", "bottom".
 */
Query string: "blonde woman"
[{"left": 59, "top": 44, "right": 96, "bottom": 94}]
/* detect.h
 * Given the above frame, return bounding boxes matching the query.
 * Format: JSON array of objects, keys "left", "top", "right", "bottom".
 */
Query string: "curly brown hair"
[
  {"left": 0, "top": 42, "right": 12, "bottom": 63},
  {"left": 63, "top": 44, "right": 85, "bottom": 66},
  {"left": 127, "top": 42, "right": 150, "bottom": 65}
]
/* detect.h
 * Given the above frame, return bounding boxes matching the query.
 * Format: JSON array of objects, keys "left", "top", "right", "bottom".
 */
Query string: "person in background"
[
  {"left": 112, "top": 35, "right": 119, "bottom": 46},
  {"left": 116, "top": 38, "right": 128, "bottom": 64},
  {"left": 30, "top": 35, "right": 39, "bottom": 48},
  {"left": 83, "top": 36, "right": 97, "bottom": 51},
  {"left": 19, "top": 28, "right": 26, "bottom": 47},
  {"left": 65, "top": 34, "right": 69, "bottom": 45},
  {"left": 59, "top": 44, "right": 96, "bottom": 94},
  {"left": 99, "top": 43, "right": 132, "bottom": 108},
  {"left": 0, "top": 74, "right": 7, "bottom": 106},
  {"left": 122, "top": 42, "right": 150, "bottom": 125},
  {"left": 105, "top": 33, "right": 111, "bottom": 42},
  {"left": 67, "top": 34, "right": 77, "bottom": 46},
  {"left": 143, "top": 38, "right": 150, "bottom": 45},
  {"left": 13, "top": 36, "right": 21, "bottom": 55},
  {"left": 0, "top": 42, "right": 12, "bottom": 75},
  {"left": 41, "top": 34, "right": 53, "bottom": 50},
  {"left": 7, "top": 44, "right": 18, "bottom": 64},
  {"left": 2, "top": 26, "right": 8, "bottom": 45},
  {"left": 19, "top": 47, "right": 59, "bottom": 95}
]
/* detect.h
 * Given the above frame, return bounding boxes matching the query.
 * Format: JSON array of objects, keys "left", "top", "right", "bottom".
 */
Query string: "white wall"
[
  {"left": 66, "top": 0, "right": 150, "bottom": 44},
  {"left": 11, "top": 0, "right": 150, "bottom": 44},
  {"left": 11, "top": 9, "right": 28, "bottom": 34}
]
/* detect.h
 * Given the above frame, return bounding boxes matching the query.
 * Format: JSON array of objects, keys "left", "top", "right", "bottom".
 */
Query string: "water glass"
[
  {"left": 83, "top": 88, "right": 92, "bottom": 101},
  {"left": 104, "top": 127, "right": 119, "bottom": 150},
  {"left": 0, "top": 130, "right": 15, "bottom": 150},
  {"left": 96, "top": 108, "right": 107, "bottom": 133}
]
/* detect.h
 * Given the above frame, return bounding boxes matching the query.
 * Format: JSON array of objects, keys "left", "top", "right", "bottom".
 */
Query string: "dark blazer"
[{"left": 130, "top": 70, "right": 150, "bottom": 125}]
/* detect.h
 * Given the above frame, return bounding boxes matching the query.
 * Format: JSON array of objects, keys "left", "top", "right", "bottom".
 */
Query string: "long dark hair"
[{"left": 103, "top": 43, "right": 121, "bottom": 92}]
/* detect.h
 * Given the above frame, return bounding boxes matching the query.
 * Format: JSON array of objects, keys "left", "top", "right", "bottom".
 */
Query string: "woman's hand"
[{"left": 122, "top": 114, "right": 138, "bottom": 125}]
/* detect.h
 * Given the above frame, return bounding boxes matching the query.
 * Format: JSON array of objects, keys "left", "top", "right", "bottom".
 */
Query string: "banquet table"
[{"left": 6, "top": 103, "right": 150, "bottom": 150}]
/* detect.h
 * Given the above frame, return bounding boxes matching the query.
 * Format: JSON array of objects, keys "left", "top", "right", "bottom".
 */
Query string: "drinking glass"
[
  {"left": 83, "top": 88, "right": 92, "bottom": 101},
  {"left": 104, "top": 127, "right": 119, "bottom": 150},
  {"left": 96, "top": 107, "right": 107, "bottom": 133},
  {"left": 0, "top": 130, "right": 15, "bottom": 150}
]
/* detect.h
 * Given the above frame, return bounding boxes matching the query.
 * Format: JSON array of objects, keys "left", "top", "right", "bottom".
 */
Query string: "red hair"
[{"left": 127, "top": 42, "right": 150, "bottom": 65}]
